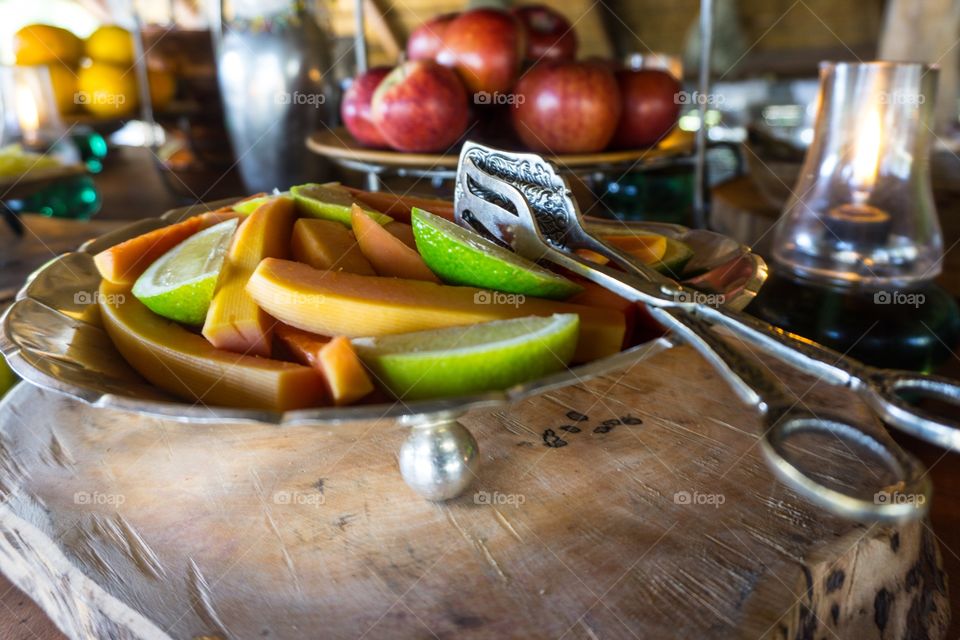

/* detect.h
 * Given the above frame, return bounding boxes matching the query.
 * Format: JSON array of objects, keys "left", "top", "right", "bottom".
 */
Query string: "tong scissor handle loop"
[
  {"left": 861, "top": 371, "right": 960, "bottom": 451},
  {"left": 760, "top": 405, "right": 931, "bottom": 522},
  {"left": 659, "top": 309, "right": 928, "bottom": 523}
]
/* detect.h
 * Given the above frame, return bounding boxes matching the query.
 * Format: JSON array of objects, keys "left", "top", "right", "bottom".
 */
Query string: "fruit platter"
[{"left": 1, "top": 173, "right": 763, "bottom": 496}]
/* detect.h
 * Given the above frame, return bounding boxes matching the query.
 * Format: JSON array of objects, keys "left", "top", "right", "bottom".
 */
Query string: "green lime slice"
[
  {"left": 132, "top": 217, "right": 239, "bottom": 325},
  {"left": 411, "top": 208, "right": 581, "bottom": 299},
  {"left": 653, "top": 237, "right": 694, "bottom": 278},
  {"left": 353, "top": 314, "right": 579, "bottom": 400},
  {"left": 290, "top": 183, "right": 392, "bottom": 226},
  {"left": 0, "top": 355, "right": 18, "bottom": 398},
  {"left": 233, "top": 192, "right": 288, "bottom": 215}
]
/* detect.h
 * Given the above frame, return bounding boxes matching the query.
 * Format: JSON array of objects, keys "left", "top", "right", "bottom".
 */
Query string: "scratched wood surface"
[{"left": 0, "top": 345, "right": 949, "bottom": 639}]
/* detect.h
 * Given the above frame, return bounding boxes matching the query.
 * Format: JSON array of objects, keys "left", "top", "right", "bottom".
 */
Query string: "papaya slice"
[
  {"left": 316, "top": 337, "right": 375, "bottom": 405},
  {"left": 246, "top": 258, "right": 626, "bottom": 363},
  {"left": 202, "top": 197, "right": 296, "bottom": 357},
  {"left": 291, "top": 218, "right": 376, "bottom": 275},
  {"left": 568, "top": 278, "right": 637, "bottom": 345},
  {"left": 275, "top": 323, "right": 331, "bottom": 369},
  {"left": 99, "top": 281, "right": 324, "bottom": 411},
  {"left": 94, "top": 211, "right": 240, "bottom": 285},
  {"left": 351, "top": 205, "right": 439, "bottom": 282},
  {"left": 602, "top": 234, "right": 668, "bottom": 265},
  {"left": 275, "top": 325, "right": 374, "bottom": 405},
  {"left": 384, "top": 221, "right": 417, "bottom": 250}
]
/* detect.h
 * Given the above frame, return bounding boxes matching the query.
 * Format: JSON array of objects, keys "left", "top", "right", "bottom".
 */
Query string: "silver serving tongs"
[{"left": 455, "top": 141, "right": 960, "bottom": 523}]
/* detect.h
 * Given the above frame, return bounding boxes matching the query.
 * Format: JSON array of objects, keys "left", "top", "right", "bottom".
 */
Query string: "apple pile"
[{"left": 340, "top": 4, "right": 684, "bottom": 155}]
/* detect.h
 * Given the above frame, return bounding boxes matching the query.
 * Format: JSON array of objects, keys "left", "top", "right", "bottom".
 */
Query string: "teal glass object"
[
  {"left": 71, "top": 130, "right": 108, "bottom": 174},
  {"left": 598, "top": 164, "right": 694, "bottom": 225},
  {"left": 5, "top": 175, "right": 100, "bottom": 219}
]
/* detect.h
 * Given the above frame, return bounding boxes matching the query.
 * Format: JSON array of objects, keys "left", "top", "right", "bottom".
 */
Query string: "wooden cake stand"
[{"left": 0, "top": 343, "right": 948, "bottom": 639}]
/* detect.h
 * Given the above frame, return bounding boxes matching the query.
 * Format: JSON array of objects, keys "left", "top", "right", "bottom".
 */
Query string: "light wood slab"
[{"left": 0, "top": 345, "right": 948, "bottom": 639}]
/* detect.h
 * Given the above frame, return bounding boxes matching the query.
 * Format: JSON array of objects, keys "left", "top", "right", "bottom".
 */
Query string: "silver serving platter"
[{"left": 0, "top": 198, "right": 767, "bottom": 427}]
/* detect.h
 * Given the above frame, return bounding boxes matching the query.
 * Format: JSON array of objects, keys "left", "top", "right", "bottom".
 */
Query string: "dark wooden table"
[{"left": 1, "top": 146, "right": 958, "bottom": 639}]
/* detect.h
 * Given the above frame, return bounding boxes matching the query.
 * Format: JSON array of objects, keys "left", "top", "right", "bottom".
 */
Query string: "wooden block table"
[{"left": 0, "top": 344, "right": 948, "bottom": 639}]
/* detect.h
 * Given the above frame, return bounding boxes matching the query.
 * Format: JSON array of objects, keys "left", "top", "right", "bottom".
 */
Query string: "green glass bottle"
[{"left": 5, "top": 175, "right": 101, "bottom": 220}]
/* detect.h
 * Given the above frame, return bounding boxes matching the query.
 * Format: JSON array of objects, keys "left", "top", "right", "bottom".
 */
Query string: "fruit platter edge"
[
  {"left": 307, "top": 127, "right": 694, "bottom": 171},
  {"left": 0, "top": 196, "right": 765, "bottom": 427}
]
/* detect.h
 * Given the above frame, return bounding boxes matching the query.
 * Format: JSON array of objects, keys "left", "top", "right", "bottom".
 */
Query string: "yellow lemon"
[
  {"left": 77, "top": 62, "right": 138, "bottom": 118},
  {"left": 85, "top": 25, "right": 135, "bottom": 67},
  {"left": 147, "top": 68, "right": 176, "bottom": 110},
  {"left": 15, "top": 24, "right": 83, "bottom": 66},
  {"left": 46, "top": 63, "right": 79, "bottom": 114}
]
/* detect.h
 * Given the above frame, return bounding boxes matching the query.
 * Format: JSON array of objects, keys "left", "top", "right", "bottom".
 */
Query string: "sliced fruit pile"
[{"left": 92, "top": 182, "right": 694, "bottom": 411}]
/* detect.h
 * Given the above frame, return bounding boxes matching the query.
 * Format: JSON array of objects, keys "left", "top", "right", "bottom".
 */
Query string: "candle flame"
[
  {"left": 851, "top": 109, "right": 882, "bottom": 193},
  {"left": 15, "top": 83, "right": 41, "bottom": 145}
]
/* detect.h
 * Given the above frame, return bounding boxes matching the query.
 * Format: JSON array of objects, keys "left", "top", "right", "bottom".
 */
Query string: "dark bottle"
[{"left": 748, "top": 272, "right": 959, "bottom": 373}]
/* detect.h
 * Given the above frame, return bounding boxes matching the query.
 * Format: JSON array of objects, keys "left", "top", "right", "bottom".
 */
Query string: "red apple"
[
  {"left": 406, "top": 13, "right": 457, "bottom": 62},
  {"left": 340, "top": 66, "right": 391, "bottom": 147},
  {"left": 511, "top": 61, "right": 621, "bottom": 154},
  {"left": 371, "top": 60, "right": 469, "bottom": 153},
  {"left": 613, "top": 69, "right": 681, "bottom": 148},
  {"left": 511, "top": 5, "right": 577, "bottom": 62},
  {"left": 436, "top": 8, "right": 526, "bottom": 95}
]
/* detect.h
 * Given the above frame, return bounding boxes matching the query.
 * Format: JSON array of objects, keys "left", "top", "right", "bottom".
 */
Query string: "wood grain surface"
[{"left": 0, "top": 344, "right": 948, "bottom": 639}]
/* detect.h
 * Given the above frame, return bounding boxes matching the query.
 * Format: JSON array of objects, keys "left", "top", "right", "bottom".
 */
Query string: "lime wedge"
[
  {"left": 411, "top": 208, "right": 581, "bottom": 299},
  {"left": 233, "top": 193, "right": 288, "bottom": 215},
  {"left": 132, "top": 218, "right": 239, "bottom": 325},
  {"left": 352, "top": 314, "right": 579, "bottom": 400},
  {"left": 290, "top": 183, "right": 393, "bottom": 226},
  {"left": 0, "top": 355, "right": 17, "bottom": 398},
  {"left": 654, "top": 237, "right": 694, "bottom": 278}
]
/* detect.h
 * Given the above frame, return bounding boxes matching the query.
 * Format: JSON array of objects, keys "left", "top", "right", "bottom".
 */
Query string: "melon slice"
[
  {"left": 99, "top": 281, "right": 324, "bottom": 411},
  {"left": 202, "top": 197, "right": 296, "bottom": 356},
  {"left": 246, "top": 258, "right": 626, "bottom": 363},
  {"left": 351, "top": 205, "right": 439, "bottom": 282},
  {"left": 291, "top": 218, "right": 375, "bottom": 275},
  {"left": 94, "top": 211, "right": 240, "bottom": 285}
]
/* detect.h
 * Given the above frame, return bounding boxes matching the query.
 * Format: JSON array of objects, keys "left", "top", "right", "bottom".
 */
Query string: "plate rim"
[{"left": 306, "top": 127, "right": 693, "bottom": 170}]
